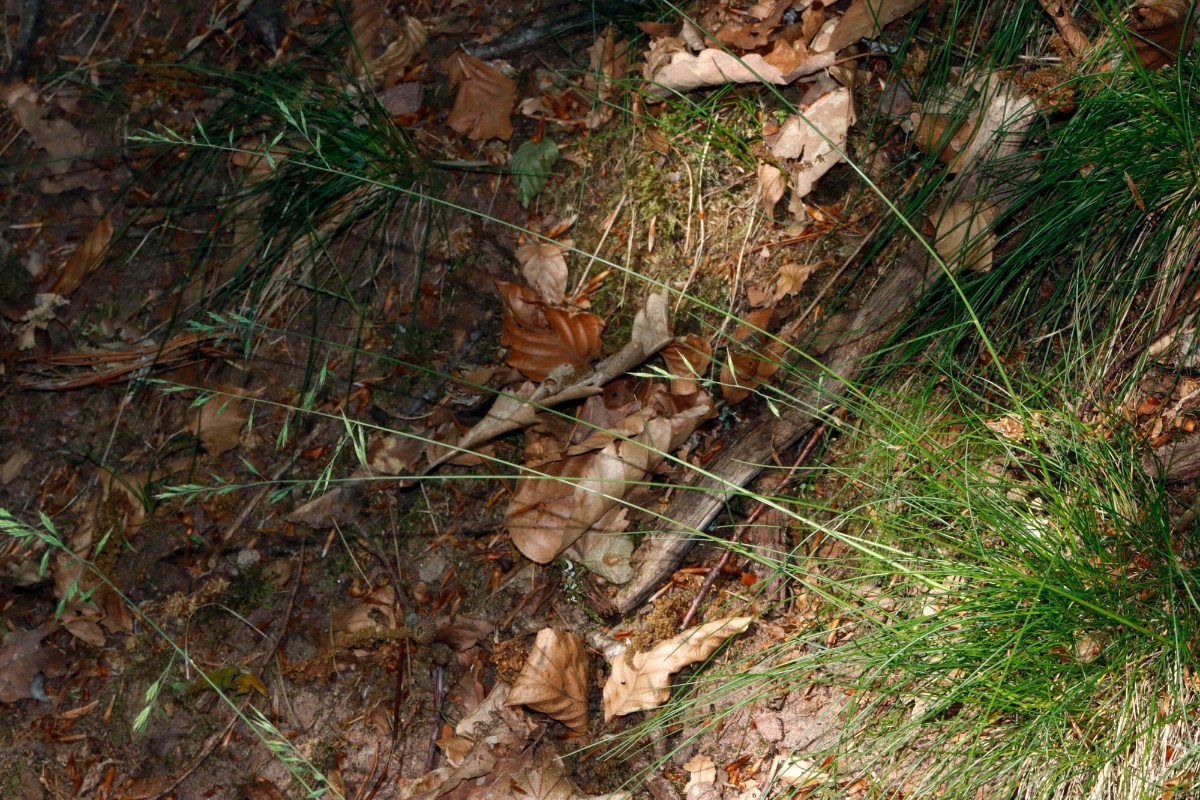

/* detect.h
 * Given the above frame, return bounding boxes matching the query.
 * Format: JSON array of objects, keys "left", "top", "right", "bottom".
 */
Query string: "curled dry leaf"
[
  {"left": 16, "top": 293, "right": 67, "bottom": 350},
  {"left": 766, "top": 87, "right": 855, "bottom": 201},
  {"left": 1128, "top": 0, "right": 1194, "bottom": 70},
  {"left": 498, "top": 281, "right": 605, "bottom": 382},
  {"left": 603, "top": 616, "right": 752, "bottom": 720},
  {"left": 757, "top": 162, "right": 786, "bottom": 218},
  {"left": 584, "top": 26, "right": 630, "bottom": 128},
  {"left": 444, "top": 52, "right": 516, "bottom": 141},
  {"left": 816, "top": 0, "right": 924, "bottom": 54},
  {"left": 645, "top": 48, "right": 786, "bottom": 97},
  {"left": 773, "top": 262, "right": 816, "bottom": 302},
  {"left": 506, "top": 381, "right": 716, "bottom": 563},
  {"left": 346, "top": 0, "right": 428, "bottom": 85},
  {"left": 661, "top": 334, "right": 712, "bottom": 396},
  {"left": 720, "top": 308, "right": 786, "bottom": 405},
  {"left": 934, "top": 200, "right": 998, "bottom": 273},
  {"left": 402, "top": 682, "right": 541, "bottom": 800},
  {"left": 506, "top": 628, "right": 589, "bottom": 732},
  {"left": 50, "top": 214, "right": 113, "bottom": 297},
  {"left": 911, "top": 105, "right": 973, "bottom": 170}
]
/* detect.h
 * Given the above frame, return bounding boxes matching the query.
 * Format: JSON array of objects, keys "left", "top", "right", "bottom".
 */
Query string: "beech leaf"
[
  {"left": 506, "top": 628, "right": 589, "bottom": 732},
  {"left": 191, "top": 397, "right": 248, "bottom": 457},
  {"left": 516, "top": 240, "right": 569, "bottom": 304},
  {"left": 757, "top": 162, "right": 786, "bottom": 218},
  {"left": 444, "top": 52, "right": 516, "bottom": 141},
  {"left": 498, "top": 281, "right": 604, "bottom": 382},
  {"left": 603, "top": 616, "right": 752, "bottom": 720}
]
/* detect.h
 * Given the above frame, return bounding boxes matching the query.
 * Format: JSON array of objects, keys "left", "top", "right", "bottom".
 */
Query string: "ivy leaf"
[{"left": 512, "top": 139, "right": 560, "bottom": 209}]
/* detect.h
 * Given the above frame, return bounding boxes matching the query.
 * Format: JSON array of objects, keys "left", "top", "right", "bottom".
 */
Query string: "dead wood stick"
[
  {"left": 612, "top": 71, "right": 1041, "bottom": 617},
  {"left": 679, "top": 420, "right": 830, "bottom": 629},
  {"left": 612, "top": 236, "right": 940, "bottom": 615}
]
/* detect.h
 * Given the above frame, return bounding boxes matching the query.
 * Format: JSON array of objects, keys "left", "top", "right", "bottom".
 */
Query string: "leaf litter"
[{"left": 4, "top": 0, "right": 1180, "bottom": 798}]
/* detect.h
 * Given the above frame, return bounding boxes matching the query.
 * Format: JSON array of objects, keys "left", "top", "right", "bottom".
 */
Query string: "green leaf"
[{"left": 511, "top": 139, "right": 559, "bottom": 209}]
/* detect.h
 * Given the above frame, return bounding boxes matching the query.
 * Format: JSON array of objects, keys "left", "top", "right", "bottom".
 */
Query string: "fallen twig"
[
  {"left": 613, "top": 78, "right": 1040, "bottom": 615},
  {"left": 15, "top": 331, "right": 231, "bottom": 390},
  {"left": 679, "top": 420, "right": 830, "bottom": 629}
]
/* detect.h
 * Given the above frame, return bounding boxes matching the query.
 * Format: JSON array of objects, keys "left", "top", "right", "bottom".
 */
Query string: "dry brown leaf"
[
  {"left": 770, "top": 755, "right": 826, "bottom": 790},
  {"left": 757, "top": 162, "right": 786, "bottom": 218},
  {"left": 498, "top": 281, "right": 605, "bottom": 382},
  {"left": 766, "top": 87, "right": 855, "bottom": 200},
  {"left": 817, "top": 0, "right": 923, "bottom": 54},
  {"left": 660, "top": 334, "right": 712, "bottom": 396},
  {"left": 1128, "top": 0, "right": 1194, "bottom": 70},
  {"left": 0, "top": 622, "right": 66, "bottom": 703},
  {"left": 934, "top": 200, "right": 998, "bottom": 273},
  {"left": 584, "top": 26, "right": 630, "bottom": 128},
  {"left": 683, "top": 754, "right": 720, "bottom": 800},
  {"left": 720, "top": 308, "right": 785, "bottom": 405},
  {"left": 401, "top": 682, "right": 540, "bottom": 800},
  {"left": 772, "top": 262, "right": 816, "bottom": 301},
  {"left": 645, "top": 48, "right": 786, "bottom": 97},
  {"left": 1, "top": 449, "right": 32, "bottom": 484},
  {"left": 444, "top": 52, "right": 516, "bottom": 141},
  {"left": 347, "top": 0, "right": 385, "bottom": 71},
  {"left": 371, "top": 18, "right": 428, "bottom": 87},
  {"left": 98, "top": 467, "right": 149, "bottom": 544},
  {"left": 983, "top": 414, "right": 1027, "bottom": 441},
  {"left": 506, "top": 628, "right": 589, "bottom": 732},
  {"left": 191, "top": 396, "right": 248, "bottom": 457},
  {"left": 506, "top": 382, "right": 716, "bottom": 563},
  {"left": 347, "top": 0, "right": 426, "bottom": 85},
  {"left": 603, "top": 617, "right": 752, "bottom": 720},
  {"left": 515, "top": 747, "right": 632, "bottom": 800},
  {"left": 367, "top": 433, "right": 425, "bottom": 475},
  {"left": 761, "top": 38, "right": 809, "bottom": 75},
  {"left": 3, "top": 83, "right": 96, "bottom": 194},
  {"left": 801, "top": 2, "right": 826, "bottom": 45},
  {"left": 15, "top": 293, "right": 66, "bottom": 350},
  {"left": 50, "top": 214, "right": 113, "bottom": 297},
  {"left": 570, "top": 513, "right": 635, "bottom": 584},
  {"left": 517, "top": 241, "right": 570, "bottom": 304},
  {"left": 332, "top": 584, "right": 397, "bottom": 645},
  {"left": 911, "top": 107, "right": 973, "bottom": 169}
]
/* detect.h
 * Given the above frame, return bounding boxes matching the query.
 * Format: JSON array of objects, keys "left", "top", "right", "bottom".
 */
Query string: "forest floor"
[{"left": 4, "top": 1, "right": 1200, "bottom": 799}]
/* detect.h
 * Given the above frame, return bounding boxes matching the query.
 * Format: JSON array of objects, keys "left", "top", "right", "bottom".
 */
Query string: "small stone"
[{"left": 753, "top": 710, "right": 784, "bottom": 743}]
